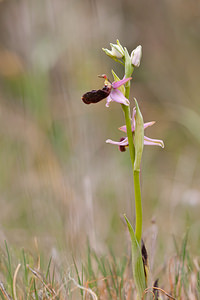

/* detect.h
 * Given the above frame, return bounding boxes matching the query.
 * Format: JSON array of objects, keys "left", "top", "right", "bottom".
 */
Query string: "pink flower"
[
  {"left": 105, "top": 76, "right": 131, "bottom": 107},
  {"left": 82, "top": 75, "right": 131, "bottom": 107},
  {"left": 106, "top": 108, "right": 164, "bottom": 150}
]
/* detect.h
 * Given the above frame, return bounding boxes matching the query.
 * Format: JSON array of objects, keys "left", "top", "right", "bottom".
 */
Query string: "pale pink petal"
[
  {"left": 119, "top": 108, "right": 139, "bottom": 133},
  {"left": 110, "top": 89, "right": 130, "bottom": 106},
  {"left": 106, "top": 137, "right": 128, "bottom": 146},
  {"left": 144, "top": 121, "right": 155, "bottom": 129},
  {"left": 105, "top": 95, "right": 112, "bottom": 107},
  {"left": 144, "top": 136, "right": 164, "bottom": 148},
  {"left": 119, "top": 125, "right": 127, "bottom": 132},
  {"left": 112, "top": 77, "right": 132, "bottom": 89},
  {"left": 119, "top": 115, "right": 157, "bottom": 138}
]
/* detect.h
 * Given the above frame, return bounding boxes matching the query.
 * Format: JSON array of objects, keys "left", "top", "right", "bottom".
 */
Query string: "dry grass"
[{"left": 0, "top": 234, "right": 199, "bottom": 299}]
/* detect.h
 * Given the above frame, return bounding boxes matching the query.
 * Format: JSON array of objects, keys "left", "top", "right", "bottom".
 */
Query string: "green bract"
[
  {"left": 111, "top": 70, "right": 126, "bottom": 95},
  {"left": 134, "top": 98, "right": 144, "bottom": 171},
  {"left": 124, "top": 47, "right": 134, "bottom": 78}
]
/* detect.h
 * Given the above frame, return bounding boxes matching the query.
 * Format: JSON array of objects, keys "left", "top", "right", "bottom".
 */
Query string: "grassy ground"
[{"left": 0, "top": 234, "right": 200, "bottom": 299}]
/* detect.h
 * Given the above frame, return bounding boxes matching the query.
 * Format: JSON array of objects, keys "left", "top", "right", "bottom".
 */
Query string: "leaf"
[
  {"left": 134, "top": 98, "right": 144, "bottom": 171},
  {"left": 124, "top": 215, "right": 146, "bottom": 298}
]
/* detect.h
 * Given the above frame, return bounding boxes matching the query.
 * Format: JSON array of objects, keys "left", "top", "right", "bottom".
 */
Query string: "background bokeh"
[{"left": 0, "top": 0, "right": 200, "bottom": 269}]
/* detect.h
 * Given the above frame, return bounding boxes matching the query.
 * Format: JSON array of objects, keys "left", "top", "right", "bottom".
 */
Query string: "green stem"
[
  {"left": 122, "top": 81, "right": 135, "bottom": 167},
  {"left": 125, "top": 81, "right": 130, "bottom": 99},
  {"left": 122, "top": 104, "right": 135, "bottom": 168},
  {"left": 134, "top": 170, "right": 142, "bottom": 244},
  {"left": 123, "top": 82, "right": 142, "bottom": 246}
]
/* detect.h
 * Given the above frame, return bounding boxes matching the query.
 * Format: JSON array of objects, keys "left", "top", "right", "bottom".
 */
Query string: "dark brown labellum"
[
  {"left": 82, "top": 85, "right": 111, "bottom": 104},
  {"left": 119, "top": 137, "right": 126, "bottom": 152}
]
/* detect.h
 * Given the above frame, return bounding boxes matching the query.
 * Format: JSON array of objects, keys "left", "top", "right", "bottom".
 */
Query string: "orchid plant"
[{"left": 82, "top": 40, "right": 164, "bottom": 299}]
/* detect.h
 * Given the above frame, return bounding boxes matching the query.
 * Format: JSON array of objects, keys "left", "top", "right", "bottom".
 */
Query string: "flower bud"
[
  {"left": 110, "top": 44, "right": 124, "bottom": 58},
  {"left": 131, "top": 45, "right": 142, "bottom": 67},
  {"left": 102, "top": 41, "right": 124, "bottom": 59}
]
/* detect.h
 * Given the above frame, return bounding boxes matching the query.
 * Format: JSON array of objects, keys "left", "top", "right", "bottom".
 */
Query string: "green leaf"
[
  {"left": 124, "top": 215, "right": 146, "bottom": 298},
  {"left": 134, "top": 98, "right": 144, "bottom": 171}
]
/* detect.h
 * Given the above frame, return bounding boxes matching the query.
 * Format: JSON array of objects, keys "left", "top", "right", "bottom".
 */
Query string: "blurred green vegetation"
[{"left": 0, "top": 0, "right": 200, "bottom": 281}]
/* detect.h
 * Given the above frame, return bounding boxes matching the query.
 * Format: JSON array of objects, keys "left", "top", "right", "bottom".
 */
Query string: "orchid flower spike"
[
  {"left": 131, "top": 45, "right": 142, "bottom": 67},
  {"left": 106, "top": 107, "right": 164, "bottom": 150},
  {"left": 82, "top": 75, "right": 131, "bottom": 107}
]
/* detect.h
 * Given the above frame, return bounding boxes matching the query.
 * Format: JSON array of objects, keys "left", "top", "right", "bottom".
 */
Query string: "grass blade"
[{"left": 73, "top": 257, "right": 83, "bottom": 299}]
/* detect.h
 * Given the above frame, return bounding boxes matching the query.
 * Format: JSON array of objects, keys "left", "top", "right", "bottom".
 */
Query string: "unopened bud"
[
  {"left": 131, "top": 45, "right": 142, "bottom": 67},
  {"left": 103, "top": 41, "right": 124, "bottom": 59}
]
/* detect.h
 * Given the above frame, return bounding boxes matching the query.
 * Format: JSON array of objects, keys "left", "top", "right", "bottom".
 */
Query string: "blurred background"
[{"left": 0, "top": 0, "right": 200, "bottom": 269}]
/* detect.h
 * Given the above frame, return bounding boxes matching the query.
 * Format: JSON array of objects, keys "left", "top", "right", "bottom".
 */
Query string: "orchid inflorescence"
[{"left": 81, "top": 39, "right": 164, "bottom": 299}]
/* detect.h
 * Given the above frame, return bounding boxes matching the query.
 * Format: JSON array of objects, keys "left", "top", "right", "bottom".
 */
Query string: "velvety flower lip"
[
  {"left": 82, "top": 75, "right": 131, "bottom": 106},
  {"left": 118, "top": 137, "right": 127, "bottom": 152},
  {"left": 106, "top": 108, "right": 164, "bottom": 148}
]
